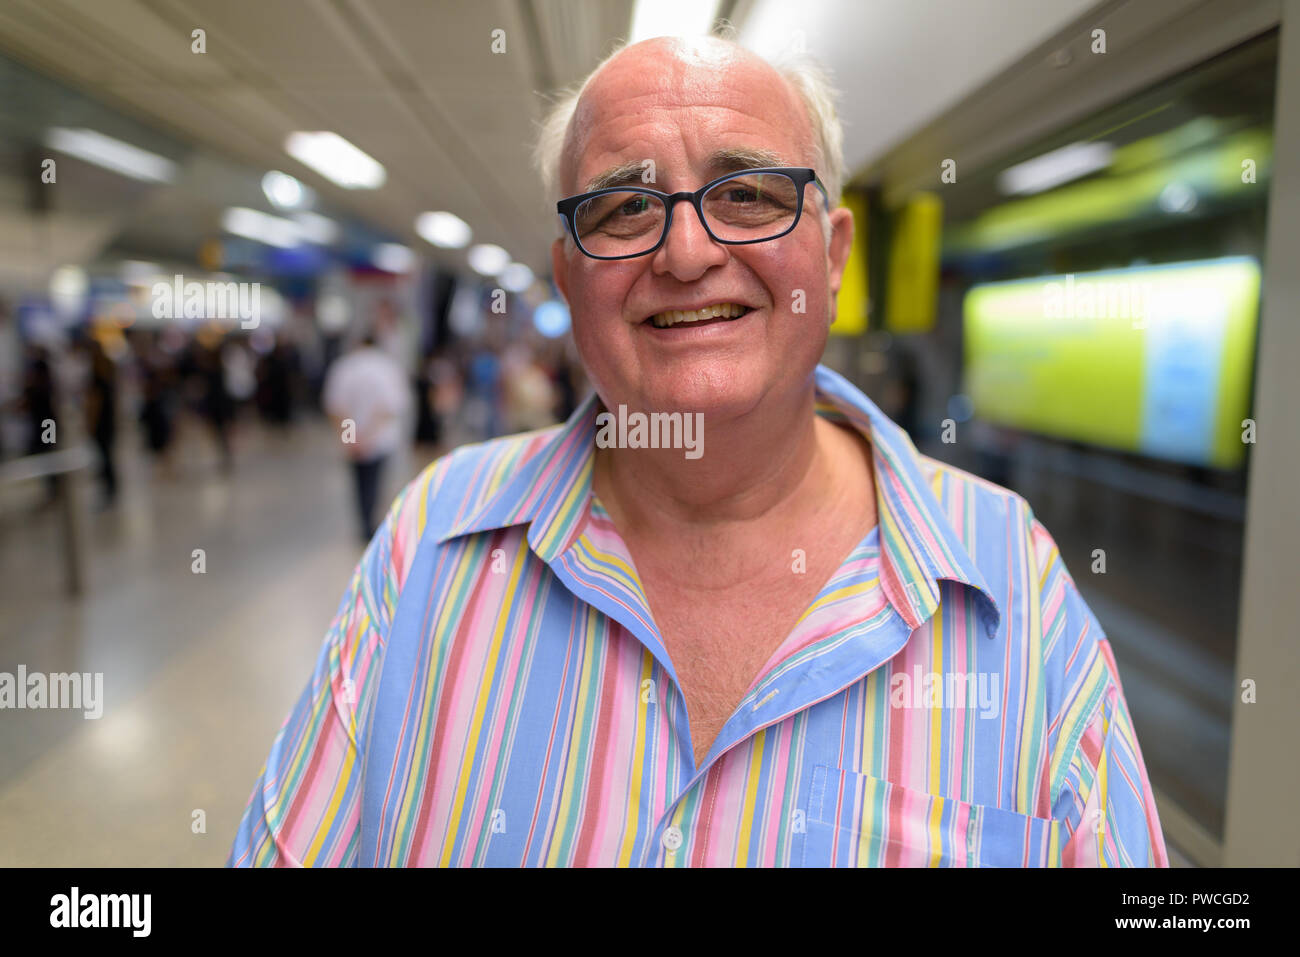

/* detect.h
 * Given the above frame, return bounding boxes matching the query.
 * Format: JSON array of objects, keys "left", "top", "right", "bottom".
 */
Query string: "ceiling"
[
  {"left": 0, "top": 0, "right": 636, "bottom": 280},
  {"left": 0, "top": 0, "right": 1144, "bottom": 287}
]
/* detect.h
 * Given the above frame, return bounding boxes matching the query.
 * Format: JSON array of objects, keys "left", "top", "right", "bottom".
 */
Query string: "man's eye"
[
  {"left": 618, "top": 197, "right": 651, "bottom": 215},
  {"left": 725, "top": 188, "right": 759, "bottom": 203}
]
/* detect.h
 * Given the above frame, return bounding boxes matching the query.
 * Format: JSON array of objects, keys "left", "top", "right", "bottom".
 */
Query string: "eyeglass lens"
[{"left": 572, "top": 172, "right": 801, "bottom": 257}]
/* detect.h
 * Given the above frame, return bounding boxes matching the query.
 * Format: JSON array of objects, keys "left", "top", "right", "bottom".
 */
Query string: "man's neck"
[{"left": 591, "top": 381, "right": 868, "bottom": 583}]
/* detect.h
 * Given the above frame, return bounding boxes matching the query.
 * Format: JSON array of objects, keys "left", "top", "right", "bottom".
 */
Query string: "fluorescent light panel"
[
  {"left": 262, "top": 170, "right": 314, "bottom": 209},
  {"left": 293, "top": 211, "right": 339, "bottom": 244},
  {"left": 998, "top": 142, "right": 1114, "bottom": 196},
  {"left": 221, "top": 207, "right": 300, "bottom": 248},
  {"left": 467, "top": 244, "right": 510, "bottom": 276},
  {"left": 416, "top": 211, "right": 472, "bottom": 249},
  {"left": 44, "top": 127, "right": 176, "bottom": 183},
  {"left": 630, "top": 0, "right": 720, "bottom": 41},
  {"left": 284, "top": 131, "right": 386, "bottom": 189}
]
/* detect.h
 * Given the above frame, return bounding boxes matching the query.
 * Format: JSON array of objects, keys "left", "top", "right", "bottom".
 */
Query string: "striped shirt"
[{"left": 228, "top": 363, "right": 1168, "bottom": 867}]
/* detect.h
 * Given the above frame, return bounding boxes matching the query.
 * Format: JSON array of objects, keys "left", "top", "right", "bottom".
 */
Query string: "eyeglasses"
[{"left": 556, "top": 167, "right": 830, "bottom": 261}]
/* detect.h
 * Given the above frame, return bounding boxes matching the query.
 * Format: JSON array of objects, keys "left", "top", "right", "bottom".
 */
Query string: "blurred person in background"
[
  {"left": 321, "top": 326, "right": 411, "bottom": 543},
  {"left": 256, "top": 333, "right": 299, "bottom": 429},
  {"left": 427, "top": 348, "right": 466, "bottom": 449},
  {"left": 463, "top": 332, "right": 504, "bottom": 440},
  {"left": 21, "top": 342, "right": 59, "bottom": 459},
  {"left": 135, "top": 331, "right": 178, "bottom": 477},
  {"left": 189, "top": 333, "right": 236, "bottom": 474},
  {"left": 231, "top": 33, "right": 1166, "bottom": 868},
  {"left": 17, "top": 341, "right": 61, "bottom": 505},
  {"left": 412, "top": 350, "right": 443, "bottom": 447},
  {"left": 83, "top": 334, "right": 119, "bottom": 507},
  {"left": 0, "top": 299, "right": 24, "bottom": 457},
  {"left": 500, "top": 342, "right": 557, "bottom": 432}
]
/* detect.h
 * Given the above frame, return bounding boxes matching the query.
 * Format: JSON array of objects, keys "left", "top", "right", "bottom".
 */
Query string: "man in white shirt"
[{"left": 321, "top": 330, "right": 411, "bottom": 542}]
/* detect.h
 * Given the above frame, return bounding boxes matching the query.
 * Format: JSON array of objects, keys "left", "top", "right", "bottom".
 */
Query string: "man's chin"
[{"left": 633, "top": 373, "right": 768, "bottom": 421}]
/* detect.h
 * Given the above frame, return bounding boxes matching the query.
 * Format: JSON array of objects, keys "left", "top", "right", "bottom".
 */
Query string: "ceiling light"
[
  {"left": 221, "top": 207, "right": 300, "bottom": 248},
  {"left": 262, "top": 170, "right": 314, "bottom": 209},
  {"left": 467, "top": 243, "right": 510, "bottom": 276},
  {"left": 372, "top": 243, "right": 415, "bottom": 273},
  {"left": 630, "top": 0, "right": 719, "bottom": 41},
  {"left": 284, "top": 131, "right": 386, "bottom": 189},
  {"left": 499, "top": 262, "right": 534, "bottom": 293},
  {"left": 44, "top": 127, "right": 176, "bottom": 183},
  {"left": 292, "top": 211, "right": 339, "bottom": 244},
  {"left": 997, "top": 142, "right": 1113, "bottom": 196},
  {"left": 416, "top": 211, "right": 472, "bottom": 249}
]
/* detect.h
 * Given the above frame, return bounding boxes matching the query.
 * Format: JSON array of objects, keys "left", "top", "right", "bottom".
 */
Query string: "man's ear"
[
  {"left": 551, "top": 237, "right": 570, "bottom": 305},
  {"left": 825, "top": 205, "right": 854, "bottom": 305}
]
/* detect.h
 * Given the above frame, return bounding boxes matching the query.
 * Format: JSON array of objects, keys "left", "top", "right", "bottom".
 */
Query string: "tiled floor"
[{"left": 0, "top": 415, "right": 435, "bottom": 865}]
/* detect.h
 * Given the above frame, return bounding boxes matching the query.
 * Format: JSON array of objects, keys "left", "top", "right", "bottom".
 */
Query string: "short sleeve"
[
  {"left": 226, "top": 490, "right": 406, "bottom": 867},
  {"left": 1030, "top": 516, "right": 1170, "bottom": 867}
]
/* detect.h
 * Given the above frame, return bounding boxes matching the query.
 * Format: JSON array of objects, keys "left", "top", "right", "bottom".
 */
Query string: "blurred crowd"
[{"left": 0, "top": 296, "right": 588, "bottom": 514}]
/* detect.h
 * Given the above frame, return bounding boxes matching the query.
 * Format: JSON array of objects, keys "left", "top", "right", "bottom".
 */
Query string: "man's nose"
[{"left": 651, "top": 201, "right": 728, "bottom": 279}]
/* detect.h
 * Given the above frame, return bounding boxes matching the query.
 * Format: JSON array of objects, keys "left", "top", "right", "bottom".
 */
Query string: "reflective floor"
[{"left": 0, "top": 417, "right": 434, "bottom": 865}]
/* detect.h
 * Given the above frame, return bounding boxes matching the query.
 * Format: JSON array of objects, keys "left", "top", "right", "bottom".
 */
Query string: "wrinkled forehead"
[{"left": 560, "top": 40, "right": 814, "bottom": 195}]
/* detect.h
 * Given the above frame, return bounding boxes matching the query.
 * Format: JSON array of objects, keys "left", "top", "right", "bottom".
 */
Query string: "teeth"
[{"left": 650, "top": 302, "right": 747, "bottom": 328}]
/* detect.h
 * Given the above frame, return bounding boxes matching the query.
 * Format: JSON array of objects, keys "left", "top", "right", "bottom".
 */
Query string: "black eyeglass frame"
[{"left": 556, "top": 167, "right": 831, "bottom": 261}]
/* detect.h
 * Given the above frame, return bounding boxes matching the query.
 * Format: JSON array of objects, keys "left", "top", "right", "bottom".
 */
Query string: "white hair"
[{"left": 532, "top": 28, "right": 846, "bottom": 240}]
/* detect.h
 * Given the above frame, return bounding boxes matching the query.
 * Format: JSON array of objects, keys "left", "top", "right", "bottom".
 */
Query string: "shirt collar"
[{"left": 435, "top": 363, "right": 1002, "bottom": 638}]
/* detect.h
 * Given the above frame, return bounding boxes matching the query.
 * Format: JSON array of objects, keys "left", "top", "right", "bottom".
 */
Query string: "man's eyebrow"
[
  {"left": 585, "top": 160, "right": 650, "bottom": 192},
  {"left": 582, "top": 148, "right": 792, "bottom": 193}
]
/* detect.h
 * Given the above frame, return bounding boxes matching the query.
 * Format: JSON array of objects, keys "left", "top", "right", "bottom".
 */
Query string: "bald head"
[
  {"left": 558, "top": 37, "right": 817, "bottom": 200},
  {"left": 536, "top": 35, "right": 844, "bottom": 211}
]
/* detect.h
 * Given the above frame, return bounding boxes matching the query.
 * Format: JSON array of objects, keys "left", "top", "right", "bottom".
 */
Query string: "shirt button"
[{"left": 662, "top": 826, "right": 683, "bottom": 851}]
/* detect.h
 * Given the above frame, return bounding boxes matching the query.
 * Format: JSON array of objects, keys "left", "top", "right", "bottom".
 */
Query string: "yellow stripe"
[
  {"left": 1038, "top": 544, "right": 1060, "bottom": 591},
  {"left": 438, "top": 543, "right": 526, "bottom": 866},
  {"left": 537, "top": 457, "right": 590, "bottom": 555},
  {"left": 929, "top": 605, "right": 943, "bottom": 793},
  {"left": 797, "top": 576, "right": 881, "bottom": 624},
  {"left": 546, "top": 605, "right": 601, "bottom": 866},
  {"left": 1048, "top": 656, "right": 1108, "bottom": 789},
  {"left": 734, "top": 729, "right": 766, "bottom": 866},
  {"left": 927, "top": 795, "right": 945, "bottom": 867},
  {"left": 860, "top": 669, "right": 881, "bottom": 777},
  {"left": 414, "top": 463, "right": 435, "bottom": 537},
  {"left": 1016, "top": 517, "right": 1043, "bottom": 813},
  {"left": 575, "top": 537, "right": 641, "bottom": 595},
  {"left": 303, "top": 745, "right": 355, "bottom": 866},
  {"left": 389, "top": 543, "right": 478, "bottom": 863},
  {"left": 855, "top": 776, "right": 878, "bottom": 867},
  {"left": 616, "top": 651, "right": 654, "bottom": 867},
  {"left": 268, "top": 661, "right": 339, "bottom": 826},
  {"left": 1096, "top": 704, "right": 1111, "bottom": 867},
  {"left": 880, "top": 504, "right": 925, "bottom": 583}
]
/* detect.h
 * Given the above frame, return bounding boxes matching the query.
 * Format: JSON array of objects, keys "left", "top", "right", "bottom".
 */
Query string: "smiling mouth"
[{"left": 644, "top": 302, "right": 753, "bottom": 329}]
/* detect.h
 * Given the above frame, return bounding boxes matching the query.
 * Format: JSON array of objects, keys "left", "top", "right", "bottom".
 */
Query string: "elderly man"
[{"left": 229, "top": 35, "right": 1167, "bottom": 867}]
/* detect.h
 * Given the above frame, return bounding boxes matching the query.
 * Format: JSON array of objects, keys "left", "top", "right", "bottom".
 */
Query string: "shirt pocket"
[{"left": 801, "top": 765, "right": 1062, "bottom": 867}]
